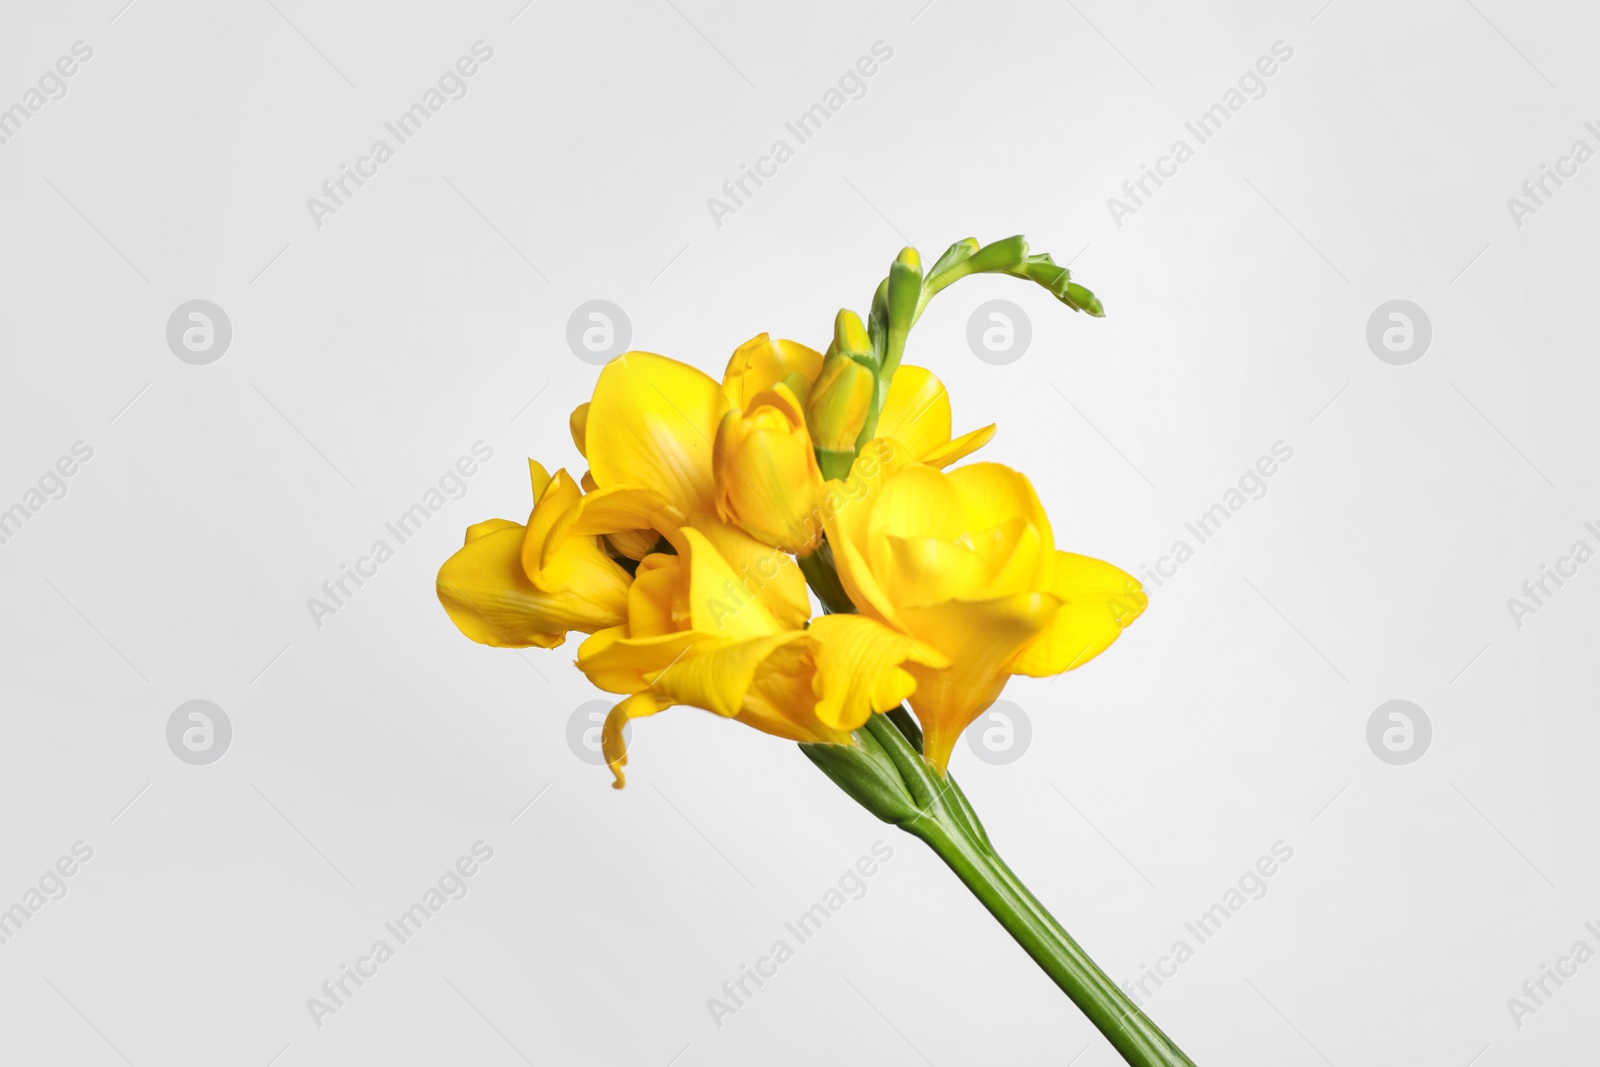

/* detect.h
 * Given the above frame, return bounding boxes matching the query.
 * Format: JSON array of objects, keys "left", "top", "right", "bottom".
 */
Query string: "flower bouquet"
[{"left": 436, "top": 236, "right": 1196, "bottom": 1066}]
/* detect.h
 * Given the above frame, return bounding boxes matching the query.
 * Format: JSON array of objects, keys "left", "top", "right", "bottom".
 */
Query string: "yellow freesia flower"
[
  {"left": 436, "top": 460, "right": 631, "bottom": 648},
  {"left": 570, "top": 337, "right": 992, "bottom": 559},
  {"left": 721, "top": 332, "right": 824, "bottom": 410},
  {"left": 715, "top": 343, "right": 997, "bottom": 553},
  {"left": 577, "top": 525, "right": 946, "bottom": 787},
  {"left": 430, "top": 236, "right": 1205, "bottom": 1065},
  {"left": 562, "top": 346, "right": 815, "bottom": 627},
  {"left": 714, "top": 383, "right": 827, "bottom": 554},
  {"left": 823, "top": 444, "right": 1148, "bottom": 772},
  {"left": 714, "top": 335, "right": 831, "bottom": 553}
]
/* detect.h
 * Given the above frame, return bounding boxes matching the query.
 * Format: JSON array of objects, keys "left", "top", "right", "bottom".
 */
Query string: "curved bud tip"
[{"left": 1067, "top": 282, "right": 1105, "bottom": 317}]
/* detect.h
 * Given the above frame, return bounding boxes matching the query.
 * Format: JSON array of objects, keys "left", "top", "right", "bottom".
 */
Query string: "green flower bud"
[
  {"left": 833, "top": 308, "right": 873, "bottom": 360},
  {"left": 807, "top": 352, "right": 876, "bottom": 478},
  {"left": 881, "top": 247, "right": 923, "bottom": 380}
]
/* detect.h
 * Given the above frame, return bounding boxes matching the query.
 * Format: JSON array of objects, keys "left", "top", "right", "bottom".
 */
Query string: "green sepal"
[
  {"left": 963, "top": 234, "right": 1030, "bottom": 274},
  {"left": 926, "top": 236, "right": 980, "bottom": 280},
  {"left": 816, "top": 448, "right": 857, "bottom": 481},
  {"left": 799, "top": 726, "right": 924, "bottom": 828}
]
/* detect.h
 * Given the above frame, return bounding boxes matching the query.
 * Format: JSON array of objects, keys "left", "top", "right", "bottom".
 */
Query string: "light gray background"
[{"left": 1, "top": 0, "right": 1595, "bottom": 1064}]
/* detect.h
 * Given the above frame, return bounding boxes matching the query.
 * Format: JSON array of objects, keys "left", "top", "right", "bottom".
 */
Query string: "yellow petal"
[
  {"left": 560, "top": 484, "right": 680, "bottom": 540},
  {"left": 920, "top": 423, "right": 996, "bottom": 469},
  {"left": 869, "top": 462, "right": 967, "bottom": 542},
  {"left": 865, "top": 464, "right": 979, "bottom": 605},
  {"left": 587, "top": 352, "right": 725, "bottom": 516},
  {"left": 624, "top": 553, "right": 683, "bottom": 638},
  {"left": 971, "top": 517, "right": 1046, "bottom": 598},
  {"left": 945, "top": 462, "right": 1056, "bottom": 591},
  {"left": 878, "top": 534, "right": 989, "bottom": 608},
  {"left": 527, "top": 458, "right": 553, "bottom": 502},
  {"left": 879, "top": 366, "right": 994, "bottom": 466},
  {"left": 737, "top": 639, "right": 849, "bottom": 743},
  {"left": 899, "top": 592, "right": 1061, "bottom": 773},
  {"left": 688, "top": 516, "right": 811, "bottom": 632},
  {"left": 437, "top": 524, "right": 625, "bottom": 648},
  {"left": 807, "top": 614, "right": 949, "bottom": 731},
  {"left": 598, "top": 637, "right": 840, "bottom": 788},
  {"left": 1009, "top": 552, "right": 1147, "bottom": 677},
  {"left": 679, "top": 526, "right": 784, "bottom": 641},
  {"left": 607, "top": 528, "right": 663, "bottom": 561},
  {"left": 822, "top": 440, "right": 915, "bottom": 623},
  {"left": 713, "top": 385, "right": 826, "bottom": 554},
  {"left": 569, "top": 403, "right": 590, "bottom": 458},
  {"left": 650, "top": 631, "right": 811, "bottom": 719},
  {"left": 521, "top": 467, "right": 584, "bottom": 583},
  {"left": 576, "top": 627, "right": 699, "bottom": 694},
  {"left": 721, "top": 334, "right": 824, "bottom": 410},
  {"left": 548, "top": 483, "right": 677, "bottom": 563},
  {"left": 947, "top": 463, "right": 1054, "bottom": 550},
  {"left": 878, "top": 365, "right": 954, "bottom": 461},
  {"left": 466, "top": 518, "right": 521, "bottom": 543},
  {"left": 603, "top": 690, "right": 670, "bottom": 788}
]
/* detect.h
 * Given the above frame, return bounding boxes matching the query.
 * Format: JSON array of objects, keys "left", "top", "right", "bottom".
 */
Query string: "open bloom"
[
  {"left": 721, "top": 332, "right": 824, "bottom": 411},
  {"left": 714, "top": 382, "right": 827, "bottom": 554},
  {"left": 567, "top": 345, "right": 814, "bottom": 627},
  {"left": 570, "top": 336, "right": 997, "bottom": 558},
  {"left": 429, "top": 238, "right": 1199, "bottom": 1065},
  {"left": 436, "top": 461, "right": 631, "bottom": 648},
  {"left": 716, "top": 334, "right": 830, "bottom": 554},
  {"left": 824, "top": 443, "right": 1148, "bottom": 772},
  {"left": 577, "top": 526, "right": 945, "bottom": 787},
  {"left": 713, "top": 350, "right": 999, "bottom": 553}
]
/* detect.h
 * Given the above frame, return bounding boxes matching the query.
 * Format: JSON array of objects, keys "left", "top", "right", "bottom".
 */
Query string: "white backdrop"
[{"left": 2, "top": 0, "right": 1597, "bottom": 1064}]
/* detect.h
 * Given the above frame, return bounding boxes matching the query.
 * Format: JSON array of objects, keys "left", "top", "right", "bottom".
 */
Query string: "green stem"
[
  {"left": 797, "top": 545, "right": 853, "bottom": 616},
  {"left": 799, "top": 541, "right": 1194, "bottom": 1065},
  {"left": 906, "top": 817, "right": 1196, "bottom": 1067},
  {"left": 819, "top": 718, "right": 1197, "bottom": 1065}
]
